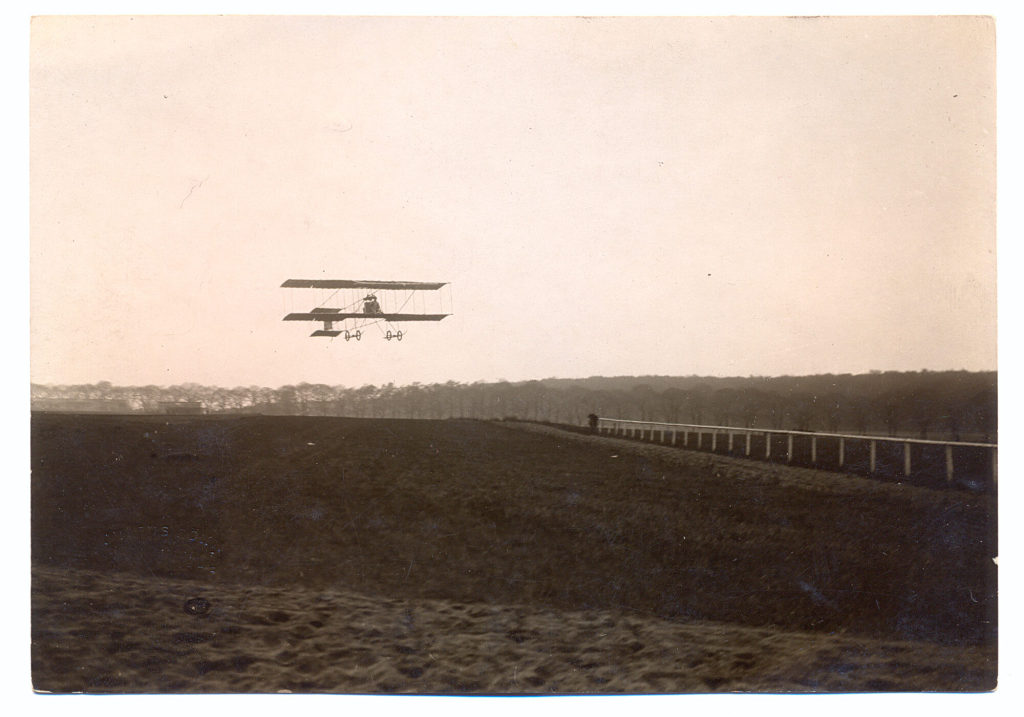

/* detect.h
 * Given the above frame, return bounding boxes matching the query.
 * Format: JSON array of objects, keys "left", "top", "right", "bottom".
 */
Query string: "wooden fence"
[{"left": 595, "top": 418, "right": 997, "bottom": 491}]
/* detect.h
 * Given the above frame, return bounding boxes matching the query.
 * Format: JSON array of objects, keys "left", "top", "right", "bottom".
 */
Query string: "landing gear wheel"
[{"left": 396, "top": 330, "right": 403, "bottom": 341}]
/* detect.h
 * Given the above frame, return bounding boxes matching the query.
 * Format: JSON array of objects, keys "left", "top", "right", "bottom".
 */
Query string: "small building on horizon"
[
  {"left": 32, "top": 398, "right": 133, "bottom": 414},
  {"left": 159, "top": 401, "right": 205, "bottom": 415}
]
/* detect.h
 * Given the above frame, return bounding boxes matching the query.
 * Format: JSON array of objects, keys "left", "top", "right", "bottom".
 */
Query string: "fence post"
[{"left": 596, "top": 419, "right": 994, "bottom": 491}]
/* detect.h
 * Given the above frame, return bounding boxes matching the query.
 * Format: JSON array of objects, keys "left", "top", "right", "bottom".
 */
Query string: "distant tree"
[
  {"left": 93, "top": 380, "right": 113, "bottom": 399},
  {"left": 785, "top": 393, "right": 817, "bottom": 432},
  {"left": 438, "top": 380, "right": 462, "bottom": 418},
  {"left": 844, "top": 396, "right": 870, "bottom": 434},
  {"left": 564, "top": 386, "right": 593, "bottom": 424},
  {"left": 712, "top": 388, "right": 743, "bottom": 426},
  {"left": 760, "top": 391, "right": 786, "bottom": 429},
  {"left": 329, "top": 385, "right": 353, "bottom": 416},
  {"left": 662, "top": 388, "right": 686, "bottom": 423},
  {"left": 737, "top": 389, "right": 770, "bottom": 428},
  {"left": 686, "top": 385, "right": 711, "bottom": 424},
  {"left": 209, "top": 387, "right": 230, "bottom": 412},
  {"left": 136, "top": 385, "right": 160, "bottom": 413},
  {"left": 276, "top": 385, "right": 299, "bottom": 414},
  {"left": 28, "top": 371, "right": 998, "bottom": 442},
  {"left": 403, "top": 382, "right": 425, "bottom": 418},
  {"left": 295, "top": 383, "right": 318, "bottom": 414},
  {"left": 180, "top": 383, "right": 205, "bottom": 403},
  {"left": 310, "top": 383, "right": 334, "bottom": 415},
  {"left": 880, "top": 392, "right": 903, "bottom": 436},
  {"left": 819, "top": 393, "right": 844, "bottom": 433},
  {"left": 491, "top": 381, "right": 514, "bottom": 419},
  {"left": 970, "top": 388, "right": 998, "bottom": 442},
  {"left": 354, "top": 384, "right": 379, "bottom": 417},
  {"left": 939, "top": 395, "right": 971, "bottom": 441},
  {"left": 520, "top": 381, "right": 545, "bottom": 421},
  {"left": 905, "top": 391, "right": 938, "bottom": 439},
  {"left": 631, "top": 384, "right": 657, "bottom": 421}
]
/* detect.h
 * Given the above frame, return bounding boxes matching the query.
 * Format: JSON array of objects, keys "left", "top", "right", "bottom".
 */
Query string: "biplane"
[{"left": 281, "top": 279, "right": 451, "bottom": 341}]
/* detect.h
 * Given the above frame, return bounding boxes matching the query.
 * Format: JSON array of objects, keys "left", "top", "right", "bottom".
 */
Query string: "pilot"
[{"left": 363, "top": 294, "right": 382, "bottom": 314}]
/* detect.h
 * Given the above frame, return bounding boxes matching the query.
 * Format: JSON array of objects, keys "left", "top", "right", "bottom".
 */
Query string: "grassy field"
[{"left": 30, "top": 413, "right": 997, "bottom": 692}]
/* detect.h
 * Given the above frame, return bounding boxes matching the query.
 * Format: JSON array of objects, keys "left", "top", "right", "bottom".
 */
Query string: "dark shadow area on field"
[{"left": 31, "top": 413, "right": 996, "bottom": 692}]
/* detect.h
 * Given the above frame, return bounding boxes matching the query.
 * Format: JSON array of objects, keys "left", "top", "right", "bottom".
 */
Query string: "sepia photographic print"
[{"left": 28, "top": 14, "right": 998, "bottom": 697}]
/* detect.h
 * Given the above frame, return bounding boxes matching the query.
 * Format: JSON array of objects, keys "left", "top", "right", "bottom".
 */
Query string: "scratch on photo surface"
[{"left": 180, "top": 175, "right": 210, "bottom": 209}]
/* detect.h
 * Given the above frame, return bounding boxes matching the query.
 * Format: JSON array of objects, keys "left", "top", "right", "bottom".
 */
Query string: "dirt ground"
[
  {"left": 31, "top": 565, "right": 993, "bottom": 693},
  {"left": 30, "top": 413, "right": 997, "bottom": 693}
]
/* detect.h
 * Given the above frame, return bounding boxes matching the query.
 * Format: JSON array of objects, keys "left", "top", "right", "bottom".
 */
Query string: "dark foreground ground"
[{"left": 31, "top": 413, "right": 997, "bottom": 693}]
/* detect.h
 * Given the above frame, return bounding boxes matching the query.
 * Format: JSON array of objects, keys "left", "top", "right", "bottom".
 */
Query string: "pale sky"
[{"left": 29, "top": 15, "right": 997, "bottom": 388}]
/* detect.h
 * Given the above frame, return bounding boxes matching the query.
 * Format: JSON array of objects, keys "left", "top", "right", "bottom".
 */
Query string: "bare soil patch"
[{"left": 32, "top": 565, "right": 994, "bottom": 693}]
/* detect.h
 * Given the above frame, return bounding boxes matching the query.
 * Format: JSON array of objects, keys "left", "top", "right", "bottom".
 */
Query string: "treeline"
[{"left": 30, "top": 370, "right": 997, "bottom": 442}]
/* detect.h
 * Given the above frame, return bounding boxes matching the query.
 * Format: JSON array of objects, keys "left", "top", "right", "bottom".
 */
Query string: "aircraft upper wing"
[
  {"left": 281, "top": 279, "right": 447, "bottom": 291},
  {"left": 283, "top": 312, "right": 449, "bottom": 322}
]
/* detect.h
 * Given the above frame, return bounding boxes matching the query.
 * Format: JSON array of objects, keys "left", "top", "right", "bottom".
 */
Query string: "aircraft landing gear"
[
  {"left": 384, "top": 330, "right": 403, "bottom": 341},
  {"left": 344, "top": 330, "right": 362, "bottom": 341}
]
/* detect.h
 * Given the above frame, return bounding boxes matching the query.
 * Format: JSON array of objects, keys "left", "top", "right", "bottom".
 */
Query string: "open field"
[{"left": 31, "top": 413, "right": 997, "bottom": 692}]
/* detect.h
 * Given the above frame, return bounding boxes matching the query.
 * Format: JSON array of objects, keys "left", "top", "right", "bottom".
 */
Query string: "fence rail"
[{"left": 595, "top": 417, "right": 997, "bottom": 491}]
